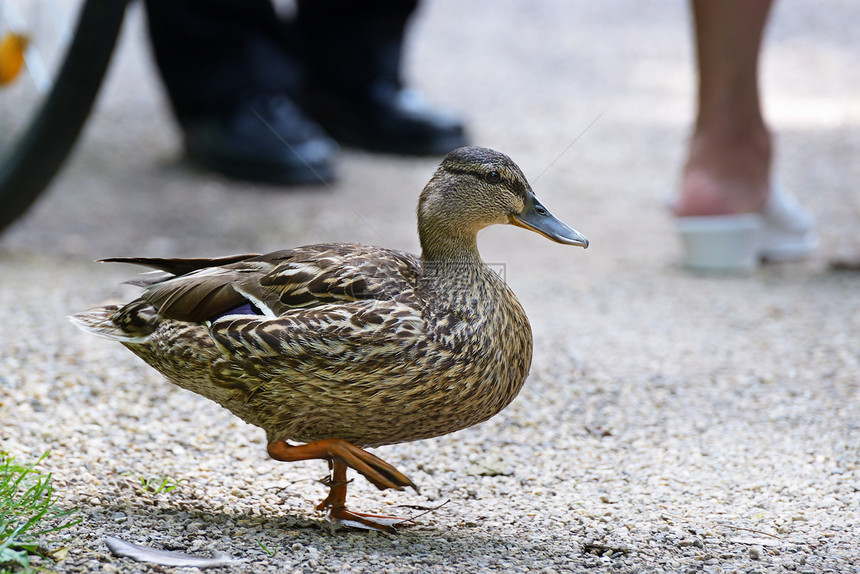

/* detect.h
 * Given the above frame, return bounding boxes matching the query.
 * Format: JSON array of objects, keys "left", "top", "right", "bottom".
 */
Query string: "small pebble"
[{"left": 749, "top": 546, "right": 762, "bottom": 560}]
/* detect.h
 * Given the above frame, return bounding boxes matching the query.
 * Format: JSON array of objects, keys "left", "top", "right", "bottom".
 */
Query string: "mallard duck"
[{"left": 70, "top": 146, "right": 588, "bottom": 531}]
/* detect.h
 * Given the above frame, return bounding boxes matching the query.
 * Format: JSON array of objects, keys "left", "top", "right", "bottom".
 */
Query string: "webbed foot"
[
  {"left": 320, "top": 504, "right": 415, "bottom": 533},
  {"left": 267, "top": 439, "right": 419, "bottom": 533}
]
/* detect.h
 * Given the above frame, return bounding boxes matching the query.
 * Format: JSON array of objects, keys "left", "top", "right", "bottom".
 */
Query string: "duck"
[{"left": 70, "top": 146, "right": 588, "bottom": 532}]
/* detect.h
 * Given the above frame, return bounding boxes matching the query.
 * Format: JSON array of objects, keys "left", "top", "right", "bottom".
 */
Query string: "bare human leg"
[{"left": 677, "top": 0, "right": 774, "bottom": 218}]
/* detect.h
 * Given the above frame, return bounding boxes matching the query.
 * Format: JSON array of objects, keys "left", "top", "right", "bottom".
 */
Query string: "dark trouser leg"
[
  {"left": 295, "top": 0, "right": 419, "bottom": 94},
  {"left": 144, "top": 0, "right": 302, "bottom": 124},
  {"left": 143, "top": 0, "right": 337, "bottom": 184}
]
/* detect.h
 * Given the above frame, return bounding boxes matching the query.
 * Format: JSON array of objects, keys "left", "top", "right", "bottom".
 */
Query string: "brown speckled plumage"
[{"left": 71, "top": 146, "right": 588, "bottom": 531}]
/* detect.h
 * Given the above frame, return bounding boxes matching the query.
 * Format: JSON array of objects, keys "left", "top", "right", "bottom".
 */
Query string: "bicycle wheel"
[{"left": 0, "top": 0, "right": 130, "bottom": 234}]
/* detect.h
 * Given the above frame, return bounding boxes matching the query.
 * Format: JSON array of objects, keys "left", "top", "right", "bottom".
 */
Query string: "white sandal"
[{"left": 675, "top": 183, "right": 818, "bottom": 272}]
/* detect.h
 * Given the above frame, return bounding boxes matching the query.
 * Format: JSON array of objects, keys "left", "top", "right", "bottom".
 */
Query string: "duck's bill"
[{"left": 510, "top": 195, "right": 589, "bottom": 248}]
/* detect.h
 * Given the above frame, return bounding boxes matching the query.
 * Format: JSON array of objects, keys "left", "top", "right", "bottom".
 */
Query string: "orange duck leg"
[{"left": 267, "top": 439, "right": 418, "bottom": 532}]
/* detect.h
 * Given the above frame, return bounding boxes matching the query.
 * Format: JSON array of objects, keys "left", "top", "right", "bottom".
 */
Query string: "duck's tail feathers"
[
  {"left": 68, "top": 301, "right": 157, "bottom": 344},
  {"left": 100, "top": 254, "right": 261, "bottom": 277}
]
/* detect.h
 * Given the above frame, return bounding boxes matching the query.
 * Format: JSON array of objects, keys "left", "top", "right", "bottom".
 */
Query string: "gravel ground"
[{"left": 1, "top": 1, "right": 858, "bottom": 573}]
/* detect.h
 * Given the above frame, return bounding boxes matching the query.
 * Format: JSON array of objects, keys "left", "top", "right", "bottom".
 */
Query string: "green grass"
[
  {"left": 257, "top": 539, "right": 280, "bottom": 558},
  {"left": 137, "top": 476, "right": 183, "bottom": 495},
  {"left": 0, "top": 452, "right": 80, "bottom": 574}
]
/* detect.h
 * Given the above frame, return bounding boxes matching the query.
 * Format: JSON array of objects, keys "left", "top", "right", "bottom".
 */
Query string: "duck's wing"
[
  {"left": 205, "top": 298, "right": 429, "bottom": 408},
  {"left": 102, "top": 253, "right": 265, "bottom": 322},
  {"left": 208, "top": 299, "right": 425, "bottom": 363},
  {"left": 106, "top": 244, "right": 421, "bottom": 323},
  {"left": 242, "top": 244, "right": 421, "bottom": 315}
]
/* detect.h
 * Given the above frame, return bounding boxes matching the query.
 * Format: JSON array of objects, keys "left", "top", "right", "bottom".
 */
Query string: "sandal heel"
[{"left": 677, "top": 214, "right": 762, "bottom": 272}]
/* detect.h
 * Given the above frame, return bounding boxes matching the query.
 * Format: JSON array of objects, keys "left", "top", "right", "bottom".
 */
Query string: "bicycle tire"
[{"left": 0, "top": 0, "right": 130, "bottom": 233}]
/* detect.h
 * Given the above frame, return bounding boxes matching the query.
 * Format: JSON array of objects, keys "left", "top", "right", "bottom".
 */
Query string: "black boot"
[{"left": 183, "top": 93, "right": 336, "bottom": 185}]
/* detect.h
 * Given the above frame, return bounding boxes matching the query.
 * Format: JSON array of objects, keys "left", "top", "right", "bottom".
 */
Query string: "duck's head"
[{"left": 417, "top": 146, "right": 588, "bottom": 260}]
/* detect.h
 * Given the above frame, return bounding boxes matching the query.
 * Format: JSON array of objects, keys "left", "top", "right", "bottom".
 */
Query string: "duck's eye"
[{"left": 485, "top": 170, "right": 502, "bottom": 184}]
